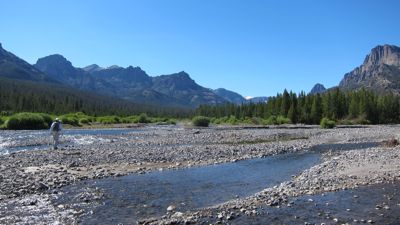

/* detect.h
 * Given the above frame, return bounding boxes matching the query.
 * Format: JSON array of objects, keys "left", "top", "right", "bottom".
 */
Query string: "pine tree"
[
  {"left": 280, "top": 89, "right": 290, "bottom": 117},
  {"left": 310, "top": 94, "right": 322, "bottom": 124}
]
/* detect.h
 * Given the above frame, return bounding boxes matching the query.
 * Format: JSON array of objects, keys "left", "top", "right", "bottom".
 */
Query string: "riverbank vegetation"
[
  {"left": 0, "top": 112, "right": 177, "bottom": 130},
  {"left": 3, "top": 113, "right": 51, "bottom": 130}
]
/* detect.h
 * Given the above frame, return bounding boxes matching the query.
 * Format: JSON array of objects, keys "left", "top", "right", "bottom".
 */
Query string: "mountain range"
[
  {"left": 0, "top": 43, "right": 271, "bottom": 108},
  {"left": 34, "top": 54, "right": 227, "bottom": 107},
  {"left": 2, "top": 42, "right": 400, "bottom": 109}
]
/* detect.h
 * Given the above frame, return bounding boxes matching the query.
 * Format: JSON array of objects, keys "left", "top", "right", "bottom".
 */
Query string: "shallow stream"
[{"left": 54, "top": 152, "right": 320, "bottom": 224}]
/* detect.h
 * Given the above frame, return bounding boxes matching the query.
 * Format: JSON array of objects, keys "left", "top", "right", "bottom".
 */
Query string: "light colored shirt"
[{"left": 49, "top": 122, "right": 63, "bottom": 133}]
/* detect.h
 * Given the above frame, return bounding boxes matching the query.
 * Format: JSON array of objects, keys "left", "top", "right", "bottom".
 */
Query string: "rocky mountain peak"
[
  {"left": 310, "top": 83, "right": 326, "bottom": 94},
  {"left": 174, "top": 71, "right": 190, "bottom": 79},
  {"left": 126, "top": 66, "right": 144, "bottom": 72},
  {"left": 155, "top": 71, "right": 194, "bottom": 84},
  {"left": 363, "top": 44, "right": 400, "bottom": 68},
  {"left": 36, "top": 54, "right": 74, "bottom": 69},
  {"left": 339, "top": 44, "right": 400, "bottom": 94},
  {"left": 107, "top": 65, "right": 123, "bottom": 70},
  {"left": 83, "top": 64, "right": 103, "bottom": 73},
  {"left": 34, "top": 54, "right": 84, "bottom": 83}
]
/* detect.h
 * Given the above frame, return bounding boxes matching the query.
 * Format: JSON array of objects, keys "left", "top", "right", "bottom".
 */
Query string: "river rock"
[
  {"left": 167, "top": 205, "right": 176, "bottom": 212},
  {"left": 172, "top": 212, "right": 184, "bottom": 218}
]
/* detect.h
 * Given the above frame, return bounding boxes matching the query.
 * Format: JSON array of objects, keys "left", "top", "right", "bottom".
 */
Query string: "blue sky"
[{"left": 1, "top": 0, "right": 400, "bottom": 97}]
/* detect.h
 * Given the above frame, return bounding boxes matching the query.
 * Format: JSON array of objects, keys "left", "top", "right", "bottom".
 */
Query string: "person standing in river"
[{"left": 49, "top": 118, "right": 63, "bottom": 150}]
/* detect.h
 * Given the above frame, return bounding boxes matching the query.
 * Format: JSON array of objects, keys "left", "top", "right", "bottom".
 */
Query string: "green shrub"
[
  {"left": 138, "top": 113, "right": 151, "bottom": 123},
  {"left": 226, "top": 115, "right": 238, "bottom": 125},
  {"left": 132, "top": 116, "right": 140, "bottom": 123},
  {"left": 120, "top": 118, "right": 131, "bottom": 123},
  {"left": 5, "top": 113, "right": 49, "bottom": 130},
  {"left": 264, "top": 115, "right": 291, "bottom": 125},
  {"left": 124, "top": 115, "right": 139, "bottom": 123},
  {"left": 113, "top": 116, "right": 121, "bottom": 123},
  {"left": 167, "top": 119, "right": 177, "bottom": 125},
  {"left": 97, "top": 116, "right": 121, "bottom": 124},
  {"left": 211, "top": 117, "right": 220, "bottom": 124},
  {"left": 210, "top": 116, "right": 239, "bottom": 125},
  {"left": 151, "top": 117, "right": 176, "bottom": 125},
  {"left": 0, "top": 117, "right": 4, "bottom": 126},
  {"left": 75, "top": 112, "right": 87, "bottom": 117},
  {"left": 353, "top": 115, "right": 371, "bottom": 125},
  {"left": 265, "top": 116, "right": 278, "bottom": 125},
  {"left": 150, "top": 117, "right": 163, "bottom": 123},
  {"left": 212, "top": 117, "right": 219, "bottom": 124},
  {"left": 276, "top": 116, "right": 291, "bottom": 125},
  {"left": 337, "top": 119, "right": 353, "bottom": 125},
  {"left": 79, "top": 118, "right": 90, "bottom": 124},
  {"left": 38, "top": 113, "right": 53, "bottom": 127},
  {"left": 320, "top": 117, "right": 336, "bottom": 129},
  {"left": 59, "top": 112, "right": 93, "bottom": 125},
  {"left": 192, "top": 116, "right": 210, "bottom": 127},
  {"left": 244, "top": 117, "right": 263, "bottom": 125},
  {"left": 74, "top": 112, "right": 94, "bottom": 123},
  {"left": 60, "top": 115, "right": 80, "bottom": 126}
]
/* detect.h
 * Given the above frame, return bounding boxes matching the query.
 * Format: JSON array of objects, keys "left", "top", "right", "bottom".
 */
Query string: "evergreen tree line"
[
  {"left": 195, "top": 88, "right": 400, "bottom": 124},
  {"left": 0, "top": 77, "right": 189, "bottom": 118}
]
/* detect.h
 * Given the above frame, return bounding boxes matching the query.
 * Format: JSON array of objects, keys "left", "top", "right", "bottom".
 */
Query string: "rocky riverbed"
[{"left": 1, "top": 125, "right": 400, "bottom": 224}]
